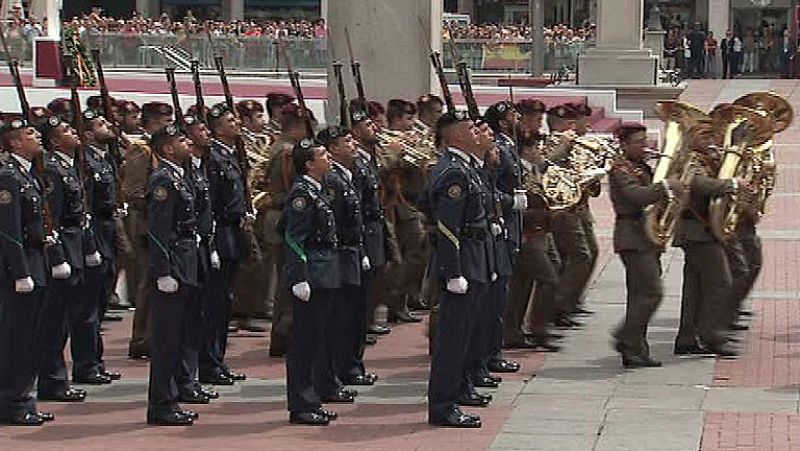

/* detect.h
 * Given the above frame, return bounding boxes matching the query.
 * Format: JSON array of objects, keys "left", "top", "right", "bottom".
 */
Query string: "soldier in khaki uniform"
[
  {"left": 673, "top": 129, "right": 743, "bottom": 357},
  {"left": 505, "top": 134, "right": 561, "bottom": 351},
  {"left": 230, "top": 100, "right": 269, "bottom": 333},
  {"left": 126, "top": 102, "right": 174, "bottom": 359},
  {"left": 264, "top": 93, "right": 294, "bottom": 144},
  {"left": 379, "top": 99, "right": 426, "bottom": 324},
  {"left": 568, "top": 102, "right": 599, "bottom": 316},
  {"left": 256, "top": 104, "right": 313, "bottom": 356},
  {"left": 544, "top": 105, "right": 593, "bottom": 328},
  {"left": 609, "top": 123, "right": 682, "bottom": 368}
]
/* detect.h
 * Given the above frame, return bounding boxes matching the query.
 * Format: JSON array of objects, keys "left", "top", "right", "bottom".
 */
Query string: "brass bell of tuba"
[
  {"left": 708, "top": 92, "right": 793, "bottom": 240},
  {"left": 643, "top": 100, "right": 709, "bottom": 247}
]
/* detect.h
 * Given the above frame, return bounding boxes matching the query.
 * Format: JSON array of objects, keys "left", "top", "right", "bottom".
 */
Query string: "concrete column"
[
  {"left": 457, "top": 0, "right": 474, "bottom": 17},
  {"left": 230, "top": 0, "right": 244, "bottom": 21},
  {"left": 708, "top": 0, "right": 730, "bottom": 44},
  {"left": 577, "top": 0, "right": 658, "bottom": 85},
  {"left": 326, "top": 0, "right": 441, "bottom": 124},
  {"left": 135, "top": 0, "right": 159, "bottom": 18},
  {"left": 530, "top": 0, "right": 545, "bottom": 76},
  {"left": 321, "top": 0, "right": 328, "bottom": 20}
]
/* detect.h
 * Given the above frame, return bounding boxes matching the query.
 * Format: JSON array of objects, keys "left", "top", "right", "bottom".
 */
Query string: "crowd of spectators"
[{"left": 444, "top": 22, "right": 595, "bottom": 44}]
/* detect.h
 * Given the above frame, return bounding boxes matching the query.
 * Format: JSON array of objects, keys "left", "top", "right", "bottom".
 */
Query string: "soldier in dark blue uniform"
[
  {"left": 175, "top": 115, "right": 219, "bottom": 404},
  {"left": 199, "top": 106, "right": 248, "bottom": 385},
  {"left": 35, "top": 116, "right": 91, "bottom": 402},
  {"left": 145, "top": 125, "right": 201, "bottom": 426},
  {"left": 426, "top": 112, "right": 491, "bottom": 429},
  {"left": 482, "top": 104, "right": 527, "bottom": 375},
  {"left": 317, "top": 125, "right": 378, "bottom": 389},
  {"left": 464, "top": 120, "right": 520, "bottom": 394},
  {"left": 282, "top": 139, "right": 340, "bottom": 426},
  {"left": 75, "top": 110, "right": 121, "bottom": 384},
  {"left": 0, "top": 118, "right": 55, "bottom": 425}
]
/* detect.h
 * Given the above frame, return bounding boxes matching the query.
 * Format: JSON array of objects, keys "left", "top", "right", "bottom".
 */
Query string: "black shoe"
[
  {"left": 227, "top": 325, "right": 239, "bottom": 334},
  {"left": 102, "top": 314, "right": 124, "bottom": 322},
  {"left": 571, "top": 307, "right": 595, "bottom": 316},
  {"left": 738, "top": 310, "right": 754, "bottom": 317},
  {"left": 35, "top": 411, "right": 55, "bottom": 422},
  {"left": 101, "top": 370, "right": 122, "bottom": 381},
  {"left": 429, "top": 410, "right": 482, "bottom": 428},
  {"left": 363, "top": 372, "right": 379, "bottom": 383},
  {"left": 622, "top": 355, "right": 663, "bottom": 369},
  {"left": 180, "top": 410, "right": 199, "bottom": 420},
  {"left": 528, "top": 336, "right": 562, "bottom": 352},
  {"left": 38, "top": 387, "right": 87, "bottom": 402},
  {"left": 488, "top": 359, "right": 520, "bottom": 373},
  {"left": 199, "top": 373, "right": 235, "bottom": 386},
  {"left": 224, "top": 370, "right": 247, "bottom": 381},
  {"left": 128, "top": 351, "right": 150, "bottom": 360},
  {"left": 554, "top": 317, "right": 583, "bottom": 328},
  {"left": 475, "top": 392, "right": 493, "bottom": 403},
  {"left": 364, "top": 335, "right": 378, "bottom": 346},
  {"left": 73, "top": 372, "right": 112, "bottom": 385},
  {"left": 0, "top": 411, "right": 45, "bottom": 426},
  {"left": 367, "top": 324, "right": 391, "bottom": 335},
  {"left": 728, "top": 323, "right": 749, "bottom": 331},
  {"left": 388, "top": 310, "right": 423, "bottom": 324},
  {"left": 237, "top": 320, "right": 267, "bottom": 333},
  {"left": 457, "top": 393, "right": 491, "bottom": 407},
  {"left": 408, "top": 297, "right": 429, "bottom": 311},
  {"left": 341, "top": 387, "right": 359, "bottom": 398},
  {"left": 268, "top": 347, "right": 287, "bottom": 357},
  {"left": 705, "top": 343, "right": 739, "bottom": 357},
  {"left": 314, "top": 407, "right": 338, "bottom": 421},
  {"left": 473, "top": 376, "right": 499, "bottom": 388},
  {"left": 290, "top": 411, "right": 329, "bottom": 426},
  {"left": 322, "top": 389, "right": 355, "bottom": 403},
  {"left": 147, "top": 411, "right": 193, "bottom": 426},
  {"left": 487, "top": 374, "right": 502, "bottom": 384},
  {"left": 200, "top": 387, "right": 219, "bottom": 399},
  {"left": 342, "top": 374, "right": 375, "bottom": 386},
  {"left": 674, "top": 343, "right": 711, "bottom": 355},
  {"left": 179, "top": 390, "right": 210, "bottom": 404}
]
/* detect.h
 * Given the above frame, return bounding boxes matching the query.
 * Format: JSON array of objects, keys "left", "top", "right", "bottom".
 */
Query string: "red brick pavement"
[
  {"left": 0, "top": 305, "right": 544, "bottom": 450},
  {"left": 701, "top": 412, "right": 800, "bottom": 451},
  {"left": 0, "top": 400, "right": 512, "bottom": 451}
]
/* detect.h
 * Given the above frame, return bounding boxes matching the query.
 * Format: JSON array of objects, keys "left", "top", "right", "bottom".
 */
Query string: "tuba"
[
  {"left": 643, "top": 101, "right": 709, "bottom": 246},
  {"left": 708, "top": 92, "right": 793, "bottom": 241},
  {"left": 376, "top": 128, "right": 436, "bottom": 168}
]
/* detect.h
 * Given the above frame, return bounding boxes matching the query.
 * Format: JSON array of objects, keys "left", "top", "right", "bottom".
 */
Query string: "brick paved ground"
[{"left": 4, "top": 79, "right": 800, "bottom": 451}]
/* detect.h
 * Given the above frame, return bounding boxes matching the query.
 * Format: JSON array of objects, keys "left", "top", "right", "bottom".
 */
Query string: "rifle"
[
  {"left": 0, "top": 23, "right": 55, "bottom": 238},
  {"left": 446, "top": 25, "right": 479, "bottom": 121},
  {"left": 507, "top": 77, "right": 523, "bottom": 252},
  {"left": 65, "top": 62, "right": 93, "bottom": 222},
  {"left": 344, "top": 28, "right": 366, "bottom": 104},
  {"left": 333, "top": 60, "right": 351, "bottom": 129},
  {"left": 206, "top": 29, "right": 254, "bottom": 216},
  {"left": 190, "top": 60, "right": 206, "bottom": 123},
  {"left": 89, "top": 48, "right": 127, "bottom": 212},
  {"left": 418, "top": 17, "right": 455, "bottom": 113},
  {"left": 278, "top": 36, "right": 314, "bottom": 138},
  {"left": 165, "top": 67, "right": 184, "bottom": 125}
]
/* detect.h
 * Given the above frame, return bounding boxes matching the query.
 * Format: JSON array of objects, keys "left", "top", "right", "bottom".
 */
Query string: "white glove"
[
  {"left": 490, "top": 223, "right": 503, "bottom": 237},
  {"left": 15, "top": 276, "right": 34, "bottom": 294},
  {"left": 491, "top": 272, "right": 498, "bottom": 282},
  {"left": 512, "top": 190, "right": 528, "bottom": 211},
  {"left": 292, "top": 281, "right": 311, "bottom": 302},
  {"left": 587, "top": 167, "right": 607, "bottom": 179},
  {"left": 361, "top": 256, "right": 371, "bottom": 271},
  {"left": 157, "top": 276, "right": 179, "bottom": 293},
  {"left": 210, "top": 250, "right": 221, "bottom": 270},
  {"left": 446, "top": 276, "right": 469, "bottom": 295},
  {"left": 85, "top": 251, "right": 102, "bottom": 267},
  {"left": 51, "top": 262, "right": 72, "bottom": 280}
]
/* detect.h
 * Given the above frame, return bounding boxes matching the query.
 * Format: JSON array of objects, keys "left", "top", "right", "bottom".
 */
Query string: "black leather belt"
[
  {"left": 616, "top": 213, "right": 642, "bottom": 220},
  {"left": 461, "top": 227, "right": 487, "bottom": 240}
]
